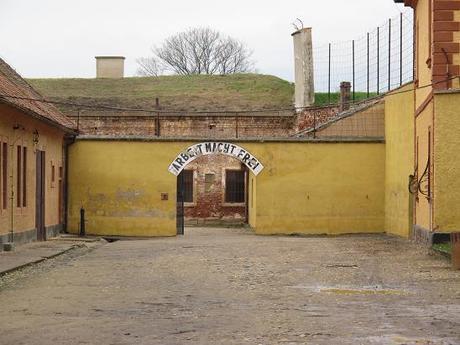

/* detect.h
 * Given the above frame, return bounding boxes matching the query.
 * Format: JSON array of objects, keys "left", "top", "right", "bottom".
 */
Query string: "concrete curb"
[{"left": 0, "top": 243, "right": 84, "bottom": 277}]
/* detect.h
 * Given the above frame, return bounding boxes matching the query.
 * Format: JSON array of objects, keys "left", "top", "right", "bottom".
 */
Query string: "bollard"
[
  {"left": 451, "top": 232, "right": 460, "bottom": 270},
  {"left": 80, "top": 208, "right": 86, "bottom": 237}
]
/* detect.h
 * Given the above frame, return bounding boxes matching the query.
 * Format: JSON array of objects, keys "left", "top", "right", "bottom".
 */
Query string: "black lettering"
[
  {"left": 237, "top": 149, "right": 246, "bottom": 158},
  {"left": 242, "top": 153, "right": 251, "bottom": 163},
  {"left": 197, "top": 144, "right": 203, "bottom": 154},
  {"left": 212, "top": 142, "right": 218, "bottom": 152},
  {"left": 223, "top": 143, "right": 230, "bottom": 153},
  {"left": 172, "top": 163, "right": 181, "bottom": 171},
  {"left": 230, "top": 145, "right": 237, "bottom": 154},
  {"left": 181, "top": 153, "right": 189, "bottom": 161},
  {"left": 217, "top": 143, "right": 223, "bottom": 152},
  {"left": 175, "top": 158, "right": 184, "bottom": 166},
  {"left": 205, "top": 143, "right": 212, "bottom": 153}
]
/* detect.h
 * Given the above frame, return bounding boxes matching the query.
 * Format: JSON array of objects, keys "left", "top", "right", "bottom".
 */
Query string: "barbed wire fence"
[{"left": 313, "top": 9, "right": 414, "bottom": 103}]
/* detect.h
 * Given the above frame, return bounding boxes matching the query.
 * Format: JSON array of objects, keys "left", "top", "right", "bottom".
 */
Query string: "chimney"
[
  {"left": 95, "top": 56, "right": 125, "bottom": 78},
  {"left": 340, "top": 81, "right": 351, "bottom": 112},
  {"left": 292, "top": 28, "right": 315, "bottom": 110}
]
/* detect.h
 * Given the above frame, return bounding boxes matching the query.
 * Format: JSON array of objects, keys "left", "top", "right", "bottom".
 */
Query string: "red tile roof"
[{"left": 0, "top": 58, "right": 75, "bottom": 132}]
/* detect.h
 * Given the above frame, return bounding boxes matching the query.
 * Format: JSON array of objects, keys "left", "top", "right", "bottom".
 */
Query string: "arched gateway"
[
  {"left": 168, "top": 141, "right": 264, "bottom": 176},
  {"left": 169, "top": 142, "right": 263, "bottom": 235}
]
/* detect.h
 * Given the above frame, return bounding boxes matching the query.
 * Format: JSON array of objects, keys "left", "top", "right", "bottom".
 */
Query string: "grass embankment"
[{"left": 29, "top": 74, "right": 376, "bottom": 111}]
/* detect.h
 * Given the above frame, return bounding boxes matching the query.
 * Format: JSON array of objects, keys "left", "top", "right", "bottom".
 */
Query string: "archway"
[{"left": 169, "top": 142, "right": 263, "bottom": 235}]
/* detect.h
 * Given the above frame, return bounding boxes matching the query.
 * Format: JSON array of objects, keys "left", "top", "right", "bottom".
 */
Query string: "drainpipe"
[{"left": 63, "top": 134, "right": 76, "bottom": 233}]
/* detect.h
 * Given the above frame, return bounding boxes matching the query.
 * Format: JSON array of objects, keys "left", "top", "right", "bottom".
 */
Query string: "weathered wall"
[
  {"left": 294, "top": 105, "right": 340, "bottom": 133},
  {"left": 68, "top": 139, "right": 385, "bottom": 237},
  {"left": 433, "top": 91, "right": 460, "bottom": 231},
  {"left": 70, "top": 111, "right": 295, "bottom": 138},
  {"left": 243, "top": 142, "right": 385, "bottom": 235},
  {"left": 314, "top": 102, "right": 385, "bottom": 138},
  {"left": 0, "top": 103, "right": 66, "bottom": 242},
  {"left": 96, "top": 57, "right": 124, "bottom": 79},
  {"left": 414, "top": 102, "right": 434, "bottom": 231},
  {"left": 184, "top": 154, "right": 246, "bottom": 225},
  {"left": 384, "top": 84, "right": 415, "bottom": 238}
]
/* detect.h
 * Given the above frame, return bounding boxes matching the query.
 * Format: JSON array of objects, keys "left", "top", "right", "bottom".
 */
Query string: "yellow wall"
[
  {"left": 248, "top": 174, "right": 256, "bottom": 228},
  {"left": 68, "top": 141, "right": 187, "bottom": 237},
  {"left": 433, "top": 92, "right": 460, "bottom": 231},
  {"left": 384, "top": 84, "right": 415, "bottom": 237},
  {"left": 414, "top": 101, "right": 433, "bottom": 231},
  {"left": 415, "top": 0, "right": 432, "bottom": 109},
  {"left": 0, "top": 103, "right": 65, "bottom": 237},
  {"left": 243, "top": 142, "right": 385, "bottom": 235},
  {"left": 69, "top": 140, "right": 385, "bottom": 237}
]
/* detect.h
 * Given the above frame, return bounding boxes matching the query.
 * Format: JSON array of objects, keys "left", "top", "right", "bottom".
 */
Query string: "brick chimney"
[
  {"left": 95, "top": 56, "right": 125, "bottom": 78},
  {"left": 292, "top": 28, "right": 315, "bottom": 110}
]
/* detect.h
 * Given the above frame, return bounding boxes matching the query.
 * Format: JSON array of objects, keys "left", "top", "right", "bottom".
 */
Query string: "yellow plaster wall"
[
  {"left": 248, "top": 174, "right": 256, "bottom": 228},
  {"left": 433, "top": 92, "right": 460, "bottom": 231},
  {"left": 0, "top": 103, "right": 65, "bottom": 237},
  {"left": 384, "top": 84, "right": 415, "bottom": 237},
  {"left": 415, "top": 0, "right": 432, "bottom": 109},
  {"left": 243, "top": 142, "right": 385, "bottom": 235},
  {"left": 414, "top": 102, "right": 434, "bottom": 231},
  {"left": 68, "top": 141, "right": 188, "bottom": 237},
  {"left": 69, "top": 140, "right": 385, "bottom": 237}
]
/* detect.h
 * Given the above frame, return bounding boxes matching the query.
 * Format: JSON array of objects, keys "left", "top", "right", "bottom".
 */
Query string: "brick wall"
[{"left": 183, "top": 155, "right": 247, "bottom": 225}]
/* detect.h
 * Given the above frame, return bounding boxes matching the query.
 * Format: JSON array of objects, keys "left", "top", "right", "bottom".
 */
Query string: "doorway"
[{"left": 36, "top": 150, "right": 46, "bottom": 241}]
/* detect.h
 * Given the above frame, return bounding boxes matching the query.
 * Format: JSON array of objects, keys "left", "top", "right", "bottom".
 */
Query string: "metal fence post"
[
  {"left": 328, "top": 43, "right": 331, "bottom": 103},
  {"left": 367, "top": 32, "right": 370, "bottom": 98},
  {"left": 400, "top": 12, "right": 403, "bottom": 86},
  {"left": 377, "top": 26, "right": 380, "bottom": 95},
  {"left": 352, "top": 40, "right": 355, "bottom": 101},
  {"left": 388, "top": 18, "right": 392, "bottom": 91}
]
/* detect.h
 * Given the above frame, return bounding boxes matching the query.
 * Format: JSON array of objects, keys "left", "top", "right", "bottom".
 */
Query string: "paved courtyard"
[{"left": 0, "top": 227, "right": 459, "bottom": 345}]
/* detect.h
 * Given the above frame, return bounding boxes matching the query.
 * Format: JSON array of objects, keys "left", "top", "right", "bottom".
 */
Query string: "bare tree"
[
  {"left": 136, "top": 57, "right": 161, "bottom": 76},
  {"left": 137, "top": 28, "right": 254, "bottom": 76}
]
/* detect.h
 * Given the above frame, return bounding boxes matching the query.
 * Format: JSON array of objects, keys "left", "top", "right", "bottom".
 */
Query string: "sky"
[{"left": 0, "top": 0, "right": 411, "bottom": 81}]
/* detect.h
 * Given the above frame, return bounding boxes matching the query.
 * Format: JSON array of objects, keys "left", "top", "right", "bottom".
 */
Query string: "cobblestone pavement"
[{"left": 0, "top": 227, "right": 459, "bottom": 345}]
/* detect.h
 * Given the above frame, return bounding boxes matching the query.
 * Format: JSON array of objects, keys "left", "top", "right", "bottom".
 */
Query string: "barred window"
[
  {"left": 183, "top": 170, "right": 194, "bottom": 203},
  {"left": 225, "top": 170, "right": 245, "bottom": 203}
]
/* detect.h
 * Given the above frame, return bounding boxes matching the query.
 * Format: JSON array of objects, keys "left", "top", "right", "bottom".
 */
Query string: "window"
[
  {"left": 204, "top": 173, "right": 214, "bottom": 193},
  {"left": 51, "top": 162, "right": 55, "bottom": 187},
  {"left": 22, "top": 146, "right": 27, "bottom": 207},
  {"left": 183, "top": 170, "right": 194, "bottom": 203},
  {"left": 2, "top": 142, "right": 7, "bottom": 209},
  {"left": 16, "top": 145, "right": 21, "bottom": 207},
  {"left": 225, "top": 170, "right": 245, "bottom": 203},
  {"left": 16, "top": 145, "right": 27, "bottom": 208}
]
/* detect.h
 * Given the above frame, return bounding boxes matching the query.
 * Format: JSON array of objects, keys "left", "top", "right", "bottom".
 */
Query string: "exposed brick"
[
  {"left": 432, "top": 64, "right": 460, "bottom": 74},
  {"left": 433, "top": 42, "right": 460, "bottom": 53},
  {"left": 434, "top": 1, "right": 460, "bottom": 11},
  {"left": 433, "top": 21, "right": 460, "bottom": 31},
  {"left": 434, "top": 31, "right": 454, "bottom": 42},
  {"left": 434, "top": 10, "right": 454, "bottom": 21}
]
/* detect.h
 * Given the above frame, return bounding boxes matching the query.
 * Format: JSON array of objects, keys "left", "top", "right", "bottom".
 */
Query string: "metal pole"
[
  {"left": 400, "top": 12, "right": 403, "bottom": 86},
  {"left": 79, "top": 208, "right": 85, "bottom": 237},
  {"left": 367, "top": 32, "right": 370, "bottom": 98},
  {"left": 352, "top": 40, "right": 355, "bottom": 101},
  {"left": 377, "top": 26, "right": 380, "bottom": 95},
  {"left": 388, "top": 18, "right": 392, "bottom": 91},
  {"left": 328, "top": 43, "right": 331, "bottom": 103}
]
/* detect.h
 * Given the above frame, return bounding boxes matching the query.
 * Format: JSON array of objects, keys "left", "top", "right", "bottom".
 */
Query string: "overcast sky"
[{"left": 0, "top": 0, "right": 410, "bottom": 81}]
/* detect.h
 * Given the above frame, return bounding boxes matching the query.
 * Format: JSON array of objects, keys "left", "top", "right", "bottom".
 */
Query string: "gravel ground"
[{"left": 0, "top": 227, "right": 459, "bottom": 345}]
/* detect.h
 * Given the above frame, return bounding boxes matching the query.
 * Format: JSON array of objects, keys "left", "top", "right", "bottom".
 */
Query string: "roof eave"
[
  {"left": 0, "top": 97, "right": 77, "bottom": 135},
  {"left": 394, "top": 0, "right": 417, "bottom": 8}
]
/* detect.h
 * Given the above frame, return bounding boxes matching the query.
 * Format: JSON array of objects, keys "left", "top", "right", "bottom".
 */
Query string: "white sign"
[{"left": 168, "top": 142, "right": 264, "bottom": 176}]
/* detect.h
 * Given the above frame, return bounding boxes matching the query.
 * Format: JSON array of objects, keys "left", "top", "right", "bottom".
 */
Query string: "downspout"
[{"left": 63, "top": 134, "right": 76, "bottom": 233}]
